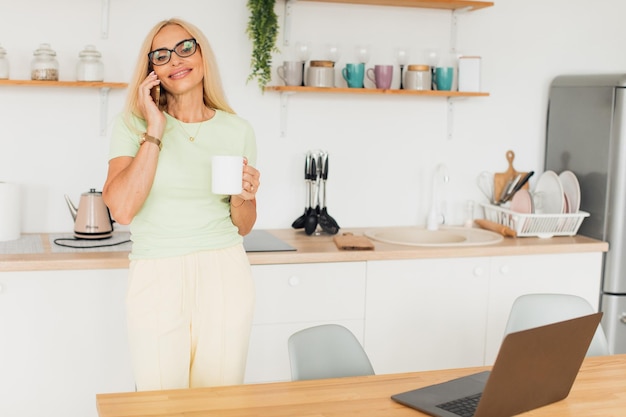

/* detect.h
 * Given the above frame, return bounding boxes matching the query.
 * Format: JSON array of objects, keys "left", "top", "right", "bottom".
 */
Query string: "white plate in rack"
[
  {"left": 559, "top": 170, "right": 581, "bottom": 213},
  {"left": 533, "top": 170, "right": 564, "bottom": 214}
]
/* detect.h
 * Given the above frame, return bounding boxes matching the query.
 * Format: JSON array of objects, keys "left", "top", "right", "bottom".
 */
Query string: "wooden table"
[{"left": 96, "top": 354, "right": 626, "bottom": 417}]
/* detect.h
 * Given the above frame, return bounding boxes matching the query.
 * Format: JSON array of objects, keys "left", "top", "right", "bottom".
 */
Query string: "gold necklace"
[{"left": 176, "top": 118, "right": 203, "bottom": 142}]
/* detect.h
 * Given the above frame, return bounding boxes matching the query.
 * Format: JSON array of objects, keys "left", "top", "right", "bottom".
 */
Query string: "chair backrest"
[
  {"left": 504, "top": 293, "right": 610, "bottom": 356},
  {"left": 288, "top": 324, "right": 375, "bottom": 381}
]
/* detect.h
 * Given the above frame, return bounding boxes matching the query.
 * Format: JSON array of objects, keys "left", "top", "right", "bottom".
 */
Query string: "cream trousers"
[{"left": 126, "top": 244, "right": 255, "bottom": 391}]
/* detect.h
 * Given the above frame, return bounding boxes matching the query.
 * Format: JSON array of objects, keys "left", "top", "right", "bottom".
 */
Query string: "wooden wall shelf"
[
  {"left": 278, "top": 0, "right": 494, "bottom": 138},
  {"left": 0, "top": 80, "right": 127, "bottom": 89},
  {"left": 265, "top": 85, "right": 489, "bottom": 97},
  {"left": 297, "top": 0, "right": 494, "bottom": 12}
]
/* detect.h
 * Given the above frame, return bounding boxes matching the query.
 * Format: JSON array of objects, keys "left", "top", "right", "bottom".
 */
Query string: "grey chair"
[
  {"left": 287, "top": 324, "right": 375, "bottom": 381},
  {"left": 504, "top": 293, "right": 610, "bottom": 356}
]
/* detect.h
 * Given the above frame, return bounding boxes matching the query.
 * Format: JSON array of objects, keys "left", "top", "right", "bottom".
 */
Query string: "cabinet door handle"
[
  {"left": 288, "top": 276, "right": 300, "bottom": 287},
  {"left": 620, "top": 314, "right": 626, "bottom": 325},
  {"left": 473, "top": 267, "right": 485, "bottom": 277}
]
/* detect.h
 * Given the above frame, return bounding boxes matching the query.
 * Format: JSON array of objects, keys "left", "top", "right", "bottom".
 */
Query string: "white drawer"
[{"left": 251, "top": 262, "right": 367, "bottom": 324}]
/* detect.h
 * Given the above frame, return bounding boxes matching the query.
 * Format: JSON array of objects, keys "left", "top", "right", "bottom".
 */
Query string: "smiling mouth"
[{"left": 170, "top": 68, "right": 191, "bottom": 79}]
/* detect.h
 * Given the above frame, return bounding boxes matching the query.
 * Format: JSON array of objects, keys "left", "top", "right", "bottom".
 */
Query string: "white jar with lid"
[
  {"left": 404, "top": 64, "right": 432, "bottom": 91},
  {"left": 76, "top": 45, "right": 104, "bottom": 82},
  {"left": 0, "top": 44, "right": 9, "bottom": 79},
  {"left": 31, "top": 43, "right": 59, "bottom": 81}
]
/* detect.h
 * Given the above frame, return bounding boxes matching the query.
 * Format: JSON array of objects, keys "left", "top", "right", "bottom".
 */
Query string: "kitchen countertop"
[{"left": 0, "top": 228, "right": 608, "bottom": 272}]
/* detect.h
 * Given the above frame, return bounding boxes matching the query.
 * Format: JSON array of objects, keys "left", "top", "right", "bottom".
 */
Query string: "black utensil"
[
  {"left": 512, "top": 170, "right": 535, "bottom": 193},
  {"left": 497, "top": 174, "right": 521, "bottom": 205},
  {"left": 291, "top": 154, "right": 310, "bottom": 229},
  {"left": 318, "top": 152, "right": 340, "bottom": 234},
  {"left": 304, "top": 154, "right": 319, "bottom": 235},
  {"left": 501, "top": 171, "right": 535, "bottom": 204}
]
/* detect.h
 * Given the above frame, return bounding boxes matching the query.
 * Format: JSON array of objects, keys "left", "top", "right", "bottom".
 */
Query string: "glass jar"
[
  {"left": 0, "top": 45, "right": 9, "bottom": 79},
  {"left": 76, "top": 45, "right": 104, "bottom": 82},
  {"left": 31, "top": 43, "right": 59, "bottom": 81}
]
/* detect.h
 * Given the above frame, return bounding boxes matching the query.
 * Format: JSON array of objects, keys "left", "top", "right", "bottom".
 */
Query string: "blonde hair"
[{"left": 124, "top": 18, "right": 234, "bottom": 126}]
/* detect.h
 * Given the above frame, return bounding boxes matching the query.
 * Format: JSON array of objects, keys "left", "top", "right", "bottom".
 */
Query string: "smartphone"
[{"left": 150, "top": 84, "right": 161, "bottom": 107}]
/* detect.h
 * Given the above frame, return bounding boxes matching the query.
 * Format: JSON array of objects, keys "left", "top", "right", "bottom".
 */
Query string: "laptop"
[{"left": 392, "top": 312, "right": 603, "bottom": 417}]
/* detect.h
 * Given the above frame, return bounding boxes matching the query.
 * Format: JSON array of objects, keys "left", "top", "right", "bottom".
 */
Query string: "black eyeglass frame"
[{"left": 148, "top": 38, "right": 198, "bottom": 67}]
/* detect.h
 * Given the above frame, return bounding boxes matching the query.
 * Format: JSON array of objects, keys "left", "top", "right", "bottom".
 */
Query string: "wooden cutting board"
[
  {"left": 493, "top": 150, "right": 529, "bottom": 203},
  {"left": 333, "top": 233, "right": 375, "bottom": 250}
]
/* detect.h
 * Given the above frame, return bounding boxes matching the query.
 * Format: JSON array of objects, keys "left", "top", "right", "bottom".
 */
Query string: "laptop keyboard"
[{"left": 436, "top": 392, "right": 482, "bottom": 417}]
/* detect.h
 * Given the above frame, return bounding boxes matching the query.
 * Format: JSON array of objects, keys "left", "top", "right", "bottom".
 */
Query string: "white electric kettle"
[{"left": 64, "top": 188, "right": 114, "bottom": 239}]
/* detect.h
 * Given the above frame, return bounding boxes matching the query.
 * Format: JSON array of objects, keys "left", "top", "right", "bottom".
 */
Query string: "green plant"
[{"left": 246, "top": 0, "right": 279, "bottom": 90}]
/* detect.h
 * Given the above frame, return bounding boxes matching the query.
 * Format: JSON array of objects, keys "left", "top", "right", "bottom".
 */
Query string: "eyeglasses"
[{"left": 148, "top": 38, "right": 198, "bottom": 66}]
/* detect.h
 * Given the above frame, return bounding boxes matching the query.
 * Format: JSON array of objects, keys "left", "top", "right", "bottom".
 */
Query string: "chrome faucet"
[{"left": 427, "top": 164, "right": 449, "bottom": 231}]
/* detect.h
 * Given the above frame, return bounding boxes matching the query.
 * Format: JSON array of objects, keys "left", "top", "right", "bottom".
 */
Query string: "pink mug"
[{"left": 366, "top": 65, "right": 393, "bottom": 89}]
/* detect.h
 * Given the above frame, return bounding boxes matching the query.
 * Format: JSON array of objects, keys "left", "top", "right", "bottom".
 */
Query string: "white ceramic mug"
[
  {"left": 277, "top": 61, "right": 304, "bottom": 86},
  {"left": 212, "top": 156, "right": 243, "bottom": 195}
]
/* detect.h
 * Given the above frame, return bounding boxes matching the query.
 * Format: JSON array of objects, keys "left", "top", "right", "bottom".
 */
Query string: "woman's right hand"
[{"left": 139, "top": 71, "right": 166, "bottom": 137}]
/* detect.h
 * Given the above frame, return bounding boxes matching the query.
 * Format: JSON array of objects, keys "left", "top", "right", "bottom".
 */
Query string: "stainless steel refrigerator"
[{"left": 545, "top": 74, "right": 626, "bottom": 354}]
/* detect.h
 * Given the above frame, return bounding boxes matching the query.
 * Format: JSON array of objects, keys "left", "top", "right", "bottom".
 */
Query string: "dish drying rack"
[{"left": 480, "top": 203, "right": 589, "bottom": 238}]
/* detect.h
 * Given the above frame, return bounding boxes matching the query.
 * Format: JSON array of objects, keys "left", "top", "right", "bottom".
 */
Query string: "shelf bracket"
[
  {"left": 101, "top": 0, "right": 110, "bottom": 39},
  {"left": 283, "top": 0, "right": 295, "bottom": 46},
  {"left": 99, "top": 87, "right": 111, "bottom": 137},
  {"left": 280, "top": 91, "right": 295, "bottom": 137},
  {"left": 450, "top": 7, "right": 471, "bottom": 55},
  {"left": 447, "top": 98, "right": 454, "bottom": 140}
]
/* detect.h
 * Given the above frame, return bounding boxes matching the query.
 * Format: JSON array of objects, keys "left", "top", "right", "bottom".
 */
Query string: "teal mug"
[
  {"left": 342, "top": 63, "right": 365, "bottom": 88},
  {"left": 434, "top": 67, "right": 454, "bottom": 91}
]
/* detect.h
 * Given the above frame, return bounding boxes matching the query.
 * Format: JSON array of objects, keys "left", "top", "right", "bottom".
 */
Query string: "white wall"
[{"left": 1, "top": 0, "right": 626, "bottom": 234}]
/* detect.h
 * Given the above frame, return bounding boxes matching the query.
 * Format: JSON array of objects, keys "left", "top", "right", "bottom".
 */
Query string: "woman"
[{"left": 103, "top": 18, "right": 260, "bottom": 391}]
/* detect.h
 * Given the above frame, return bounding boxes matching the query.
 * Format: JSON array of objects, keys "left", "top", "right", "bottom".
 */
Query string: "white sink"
[{"left": 365, "top": 226, "right": 504, "bottom": 247}]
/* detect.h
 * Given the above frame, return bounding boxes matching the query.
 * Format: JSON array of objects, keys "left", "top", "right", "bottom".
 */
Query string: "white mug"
[
  {"left": 277, "top": 61, "right": 303, "bottom": 86},
  {"left": 212, "top": 156, "right": 243, "bottom": 195}
]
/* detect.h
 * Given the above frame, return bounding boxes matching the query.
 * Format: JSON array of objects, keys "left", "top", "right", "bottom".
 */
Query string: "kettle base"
[{"left": 74, "top": 231, "right": 113, "bottom": 240}]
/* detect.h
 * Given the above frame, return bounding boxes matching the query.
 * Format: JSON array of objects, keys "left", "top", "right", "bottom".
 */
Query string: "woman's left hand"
[{"left": 238, "top": 158, "right": 260, "bottom": 201}]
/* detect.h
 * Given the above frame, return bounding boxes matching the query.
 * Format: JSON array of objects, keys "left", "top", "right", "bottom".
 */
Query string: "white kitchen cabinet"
[
  {"left": 365, "top": 257, "right": 490, "bottom": 374},
  {"left": 0, "top": 269, "right": 134, "bottom": 417},
  {"left": 0, "top": 249, "right": 604, "bottom": 413},
  {"left": 483, "top": 252, "right": 604, "bottom": 364},
  {"left": 244, "top": 261, "right": 367, "bottom": 383},
  {"left": 364, "top": 252, "right": 604, "bottom": 375}
]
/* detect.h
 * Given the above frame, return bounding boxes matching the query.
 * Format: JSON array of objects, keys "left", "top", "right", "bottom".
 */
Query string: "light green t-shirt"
[{"left": 109, "top": 110, "right": 257, "bottom": 260}]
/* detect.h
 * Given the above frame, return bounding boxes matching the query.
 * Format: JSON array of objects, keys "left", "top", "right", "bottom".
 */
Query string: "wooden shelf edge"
[
  {"left": 299, "top": 0, "right": 494, "bottom": 12},
  {"left": 0, "top": 80, "right": 128, "bottom": 89},
  {"left": 264, "top": 85, "right": 489, "bottom": 97}
]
